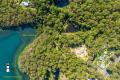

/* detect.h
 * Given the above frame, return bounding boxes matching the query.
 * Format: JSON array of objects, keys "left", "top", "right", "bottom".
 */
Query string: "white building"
[
  {"left": 20, "top": 1, "right": 30, "bottom": 7},
  {"left": 100, "top": 63, "right": 105, "bottom": 69},
  {"left": 99, "top": 55, "right": 104, "bottom": 61}
]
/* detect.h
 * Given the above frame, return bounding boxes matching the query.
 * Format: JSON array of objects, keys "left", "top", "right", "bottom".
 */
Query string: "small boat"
[
  {"left": 6, "top": 64, "right": 10, "bottom": 72},
  {"left": 6, "top": 68, "right": 10, "bottom": 72}
]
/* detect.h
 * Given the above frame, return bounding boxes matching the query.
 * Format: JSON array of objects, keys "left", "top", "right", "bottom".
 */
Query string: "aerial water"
[{"left": 0, "top": 27, "right": 36, "bottom": 80}]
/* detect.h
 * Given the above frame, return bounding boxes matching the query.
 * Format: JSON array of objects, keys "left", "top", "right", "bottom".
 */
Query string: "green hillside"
[
  {"left": 0, "top": 0, "right": 37, "bottom": 27},
  {"left": 1, "top": 0, "right": 120, "bottom": 80}
]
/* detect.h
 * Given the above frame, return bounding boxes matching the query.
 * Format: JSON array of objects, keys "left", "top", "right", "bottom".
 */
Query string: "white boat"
[
  {"left": 6, "top": 68, "right": 10, "bottom": 72},
  {"left": 6, "top": 65, "right": 9, "bottom": 68},
  {"left": 6, "top": 64, "right": 10, "bottom": 72}
]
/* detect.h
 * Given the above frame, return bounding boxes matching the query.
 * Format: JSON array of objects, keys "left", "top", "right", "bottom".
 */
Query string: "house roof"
[{"left": 20, "top": 1, "right": 29, "bottom": 6}]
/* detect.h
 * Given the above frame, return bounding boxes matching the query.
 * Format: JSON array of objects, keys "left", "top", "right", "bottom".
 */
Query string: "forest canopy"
[
  {"left": 0, "top": 0, "right": 37, "bottom": 27},
  {"left": 19, "top": 0, "right": 120, "bottom": 80},
  {"left": 1, "top": 0, "right": 120, "bottom": 80}
]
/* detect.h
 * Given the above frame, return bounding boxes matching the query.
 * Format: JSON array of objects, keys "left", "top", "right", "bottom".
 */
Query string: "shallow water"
[{"left": 0, "top": 28, "right": 36, "bottom": 80}]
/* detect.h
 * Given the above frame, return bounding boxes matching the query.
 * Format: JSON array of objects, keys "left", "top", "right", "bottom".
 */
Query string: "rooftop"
[{"left": 20, "top": 1, "right": 30, "bottom": 7}]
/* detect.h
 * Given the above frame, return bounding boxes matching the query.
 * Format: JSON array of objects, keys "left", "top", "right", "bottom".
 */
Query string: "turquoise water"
[{"left": 0, "top": 28, "right": 36, "bottom": 80}]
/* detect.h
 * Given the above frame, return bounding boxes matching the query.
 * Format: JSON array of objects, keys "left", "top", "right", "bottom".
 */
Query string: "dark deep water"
[{"left": 0, "top": 27, "right": 36, "bottom": 80}]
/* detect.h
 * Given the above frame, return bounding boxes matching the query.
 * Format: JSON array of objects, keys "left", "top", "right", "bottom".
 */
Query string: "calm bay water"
[{"left": 0, "top": 27, "right": 36, "bottom": 80}]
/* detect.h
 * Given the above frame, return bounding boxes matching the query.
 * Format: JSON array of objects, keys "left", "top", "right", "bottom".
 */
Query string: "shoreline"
[
  {"left": 15, "top": 29, "right": 36, "bottom": 80},
  {"left": 16, "top": 35, "right": 36, "bottom": 80},
  {"left": 14, "top": 39, "right": 29, "bottom": 80},
  {"left": 0, "top": 27, "right": 36, "bottom": 80}
]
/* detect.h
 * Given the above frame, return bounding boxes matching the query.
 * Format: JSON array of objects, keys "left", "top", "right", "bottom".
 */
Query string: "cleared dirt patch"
[
  {"left": 62, "top": 74, "right": 67, "bottom": 80},
  {"left": 71, "top": 45, "right": 88, "bottom": 57}
]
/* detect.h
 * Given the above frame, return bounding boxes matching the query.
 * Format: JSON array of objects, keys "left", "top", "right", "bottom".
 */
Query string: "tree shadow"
[
  {"left": 44, "top": 70, "right": 50, "bottom": 80},
  {"left": 65, "top": 21, "right": 91, "bottom": 33},
  {"left": 1, "top": 23, "right": 37, "bottom": 31},
  {"left": 54, "top": 0, "right": 69, "bottom": 7},
  {"left": 54, "top": 68, "right": 60, "bottom": 80},
  {"left": 43, "top": 68, "right": 61, "bottom": 80}
]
